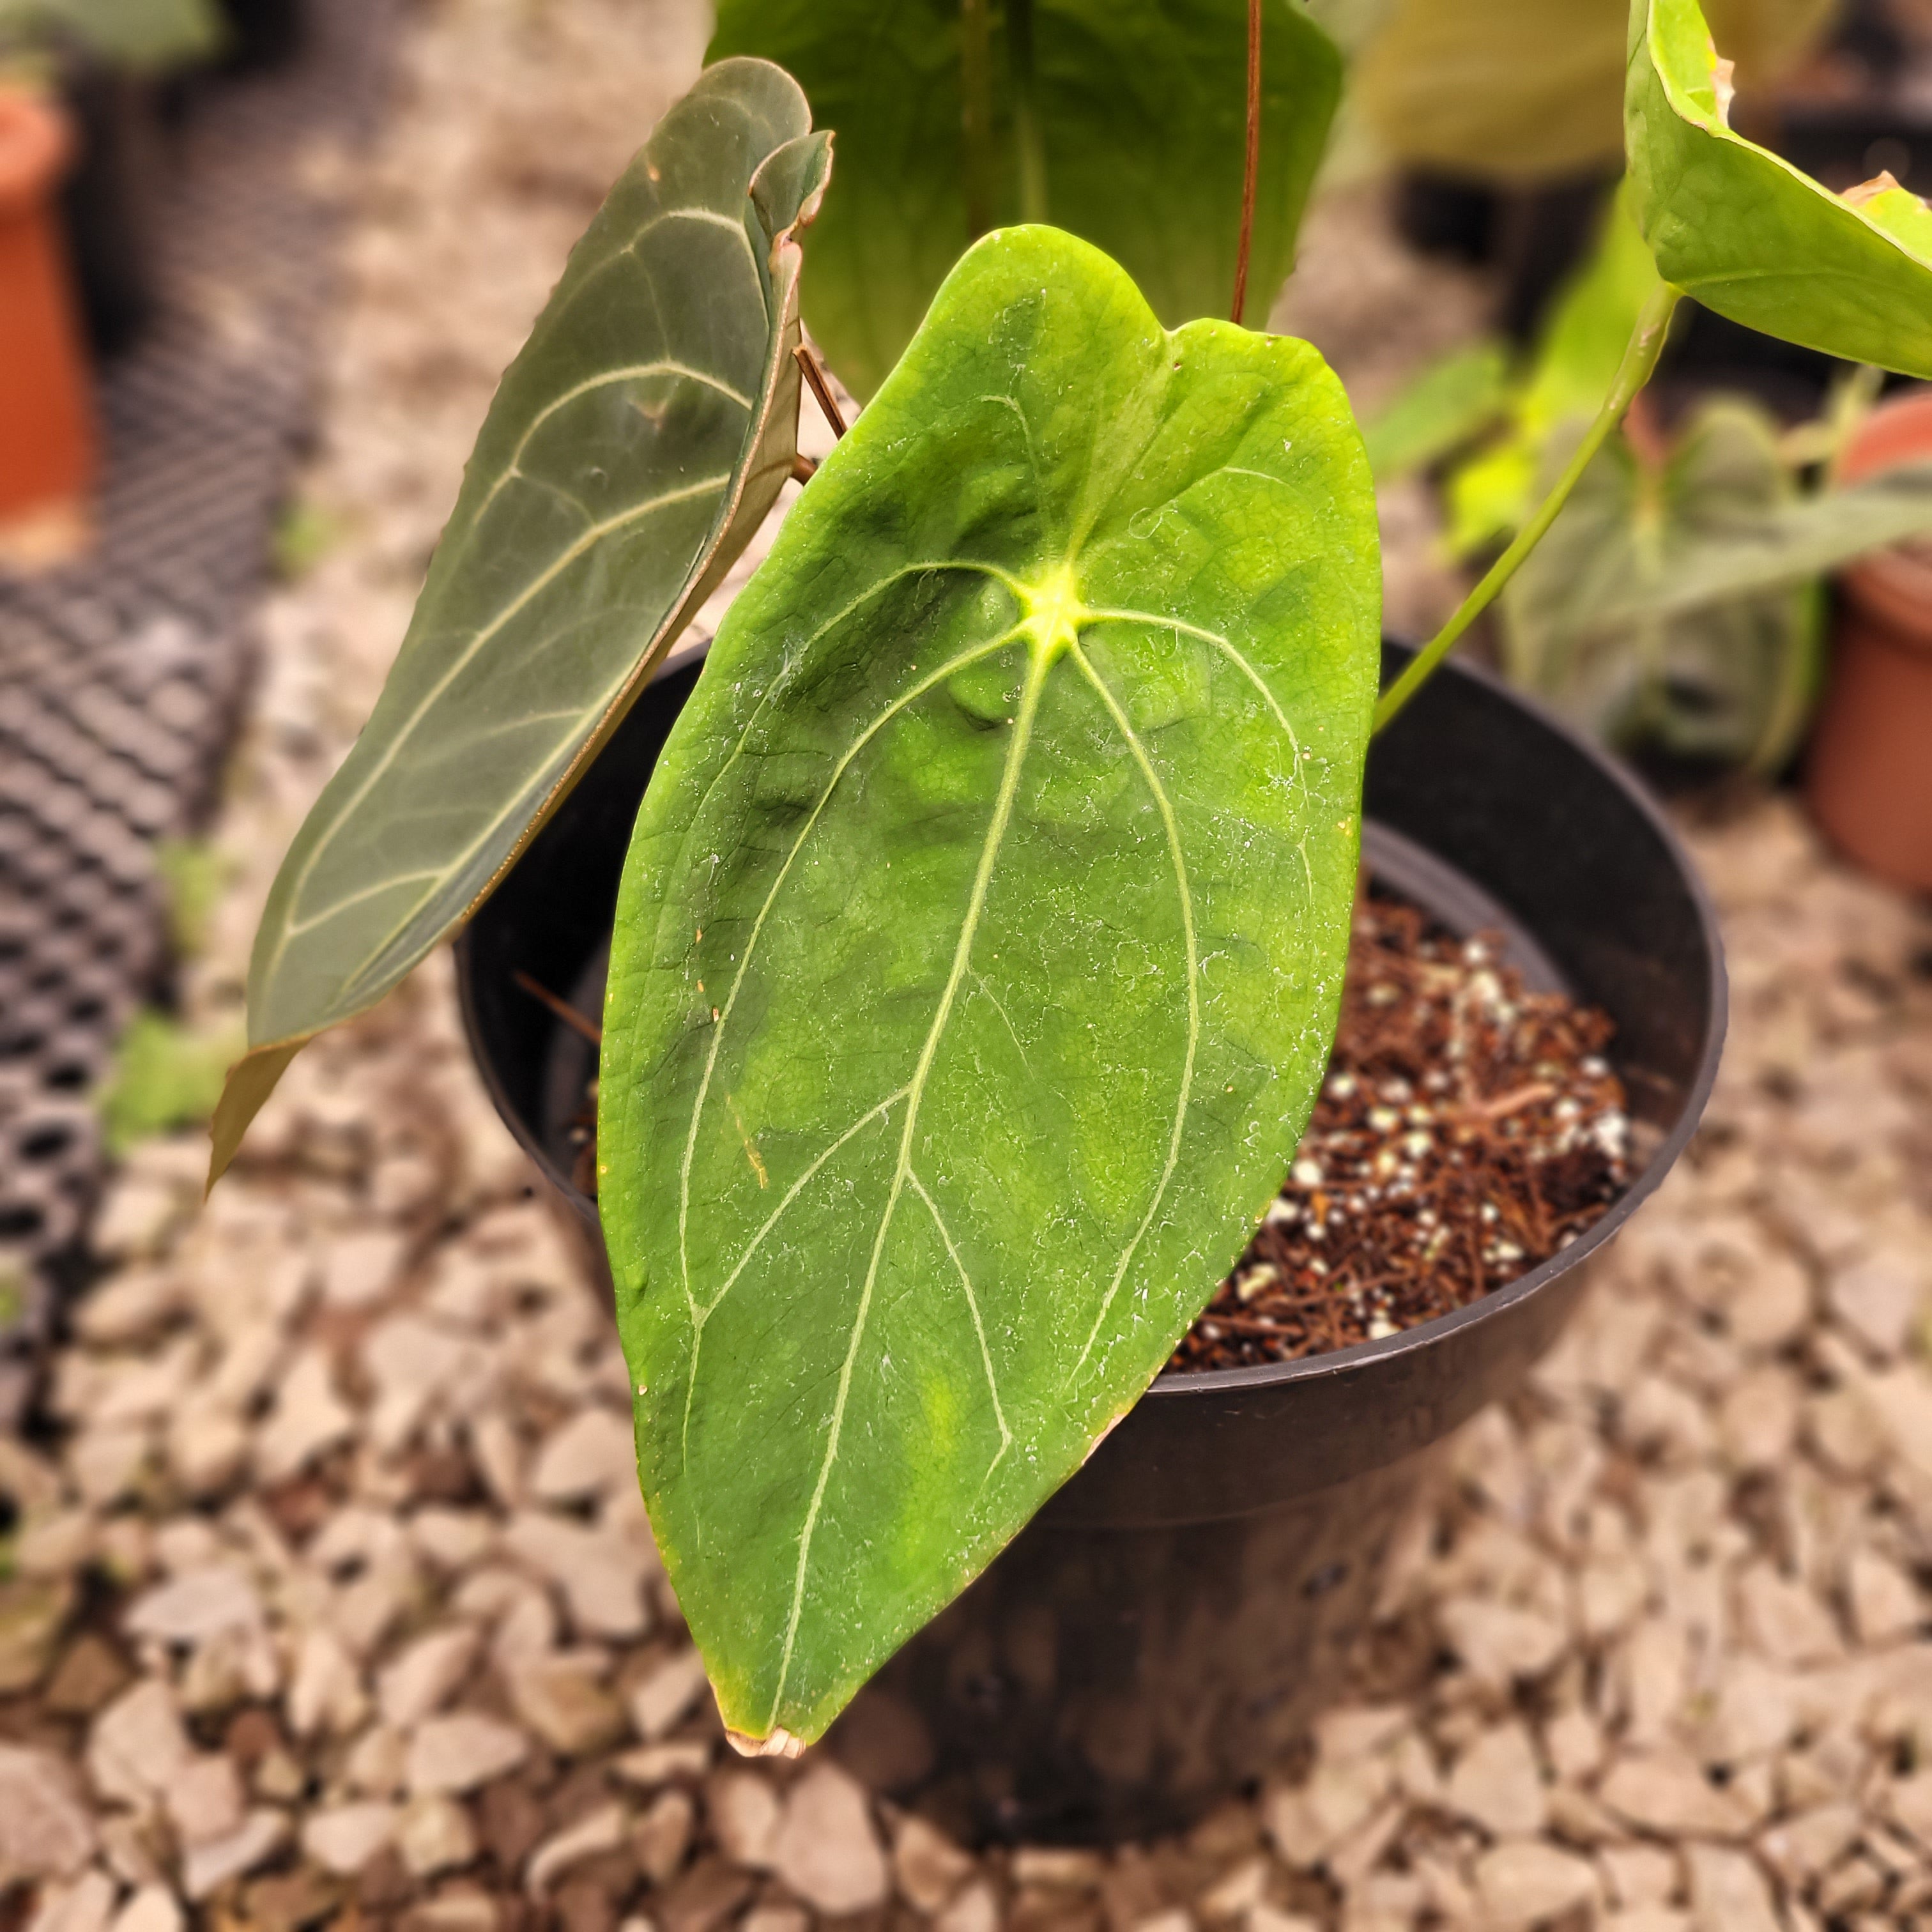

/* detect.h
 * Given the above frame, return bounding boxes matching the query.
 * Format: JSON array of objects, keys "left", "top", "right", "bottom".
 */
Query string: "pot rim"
[{"left": 1147, "top": 648, "right": 1728, "bottom": 1398}]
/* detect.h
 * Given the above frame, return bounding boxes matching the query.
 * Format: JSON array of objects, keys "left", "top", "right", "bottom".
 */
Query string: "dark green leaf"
[
  {"left": 599, "top": 226, "right": 1379, "bottom": 1751},
  {"left": 707, "top": 0, "right": 1342, "bottom": 399},
  {"left": 1627, "top": 0, "right": 1932, "bottom": 376},
  {"left": 211, "top": 61, "right": 831, "bottom": 1183}
]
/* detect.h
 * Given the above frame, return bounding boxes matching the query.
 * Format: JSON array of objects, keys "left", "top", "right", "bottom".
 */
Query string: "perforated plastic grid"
[{"left": 0, "top": 0, "right": 396, "bottom": 1391}]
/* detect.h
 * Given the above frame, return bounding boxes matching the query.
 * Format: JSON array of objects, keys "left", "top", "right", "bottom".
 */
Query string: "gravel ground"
[{"left": 3, "top": 4, "right": 1931, "bottom": 1931}]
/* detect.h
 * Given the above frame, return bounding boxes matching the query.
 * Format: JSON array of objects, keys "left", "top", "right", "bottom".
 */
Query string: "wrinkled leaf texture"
[
  {"left": 707, "top": 0, "right": 1342, "bottom": 399},
  {"left": 599, "top": 226, "right": 1380, "bottom": 1751},
  {"left": 210, "top": 61, "right": 831, "bottom": 1182},
  {"left": 1627, "top": 0, "right": 1932, "bottom": 375}
]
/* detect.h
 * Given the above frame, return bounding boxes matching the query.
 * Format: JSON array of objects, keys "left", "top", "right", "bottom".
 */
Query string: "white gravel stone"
[
  {"left": 1436, "top": 1598, "right": 1567, "bottom": 1687},
  {"left": 503, "top": 1512, "right": 648, "bottom": 1638},
  {"left": 378, "top": 1625, "right": 482, "bottom": 1731},
  {"left": 933, "top": 1880, "right": 1000, "bottom": 1932},
  {"left": 288, "top": 1628, "right": 367, "bottom": 1737},
  {"left": 504, "top": 1653, "right": 626, "bottom": 1756},
  {"left": 255, "top": 1349, "right": 354, "bottom": 1482},
  {"left": 1734, "top": 1563, "right": 1843, "bottom": 1667},
  {"left": 27, "top": 1869, "right": 117, "bottom": 1932},
  {"left": 165, "top": 1753, "right": 245, "bottom": 1847},
  {"left": 302, "top": 1801, "right": 399, "bottom": 1874},
  {"left": 344, "top": 1725, "right": 409, "bottom": 1799},
  {"left": 1474, "top": 1841, "right": 1599, "bottom": 1929},
  {"left": 708, "top": 1769, "right": 781, "bottom": 1870},
  {"left": 633, "top": 1788, "right": 694, "bottom": 1885},
  {"left": 397, "top": 1794, "right": 479, "bottom": 1877},
  {"left": 893, "top": 1812, "right": 976, "bottom": 1911},
  {"left": 1599, "top": 1752, "right": 1751, "bottom": 1841},
  {"left": 106, "top": 1886, "right": 183, "bottom": 1932},
  {"left": 530, "top": 1408, "right": 636, "bottom": 1503},
  {"left": 1828, "top": 1250, "right": 1926, "bottom": 1359},
  {"left": 1683, "top": 1844, "right": 1781, "bottom": 1932},
  {"left": 88, "top": 1679, "right": 190, "bottom": 1807},
  {"left": 406, "top": 1712, "right": 530, "bottom": 1795},
  {"left": 124, "top": 1565, "right": 262, "bottom": 1646},
  {"left": 0, "top": 1744, "right": 98, "bottom": 1884},
  {"left": 628, "top": 1646, "right": 709, "bottom": 1740},
  {"left": 1446, "top": 1723, "right": 1547, "bottom": 1837},
  {"left": 525, "top": 1800, "right": 626, "bottom": 1895},
  {"left": 768, "top": 1763, "right": 888, "bottom": 1915},
  {"left": 1846, "top": 1548, "right": 1922, "bottom": 1646},
  {"left": 323, "top": 1229, "right": 408, "bottom": 1309},
  {"left": 181, "top": 1808, "right": 289, "bottom": 1899}
]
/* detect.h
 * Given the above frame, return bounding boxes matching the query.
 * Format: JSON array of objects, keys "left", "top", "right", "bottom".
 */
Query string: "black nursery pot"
[{"left": 457, "top": 640, "right": 1726, "bottom": 1845}]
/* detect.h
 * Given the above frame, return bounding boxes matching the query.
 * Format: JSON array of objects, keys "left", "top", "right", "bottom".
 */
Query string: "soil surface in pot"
[
  {"left": 1170, "top": 888, "right": 1631, "bottom": 1370},
  {"left": 548, "top": 883, "right": 1633, "bottom": 1370}
]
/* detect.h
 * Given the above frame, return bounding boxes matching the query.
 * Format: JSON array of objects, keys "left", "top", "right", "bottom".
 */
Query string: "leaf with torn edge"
[
  {"left": 707, "top": 0, "right": 1342, "bottom": 399},
  {"left": 598, "top": 226, "right": 1380, "bottom": 1752},
  {"left": 1627, "top": 0, "right": 1932, "bottom": 374},
  {"left": 210, "top": 60, "right": 831, "bottom": 1183}
]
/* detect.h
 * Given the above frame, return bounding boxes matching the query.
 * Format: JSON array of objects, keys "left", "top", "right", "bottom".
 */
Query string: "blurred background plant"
[{"left": 0, "top": 0, "right": 222, "bottom": 79}]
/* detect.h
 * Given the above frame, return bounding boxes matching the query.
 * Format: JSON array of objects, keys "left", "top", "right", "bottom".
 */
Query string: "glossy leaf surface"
[
  {"left": 211, "top": 61, "right": 830, "bottom": 1181},
  {"left": 707, "top": 0, "right": 1342, "bottom": 399},
  {"left": 1627, "top": 0, "right": 1932, "bottom": 375},
  {"left": 599, "top": 227, "right": 1379, "bottom": 1749}
]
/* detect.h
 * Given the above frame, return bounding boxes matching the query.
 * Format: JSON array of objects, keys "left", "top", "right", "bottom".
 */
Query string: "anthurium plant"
[{"left": 218, "top": 0, "right": 1932, "bottom": 1754}]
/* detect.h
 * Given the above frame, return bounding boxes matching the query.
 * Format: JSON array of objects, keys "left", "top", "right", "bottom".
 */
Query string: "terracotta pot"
[
  {"left": 0, "top": 86, "right": 95, "bottom": 565},
  {"left": 1805, "top": 390, "right": 1932, "bottom": 892}
]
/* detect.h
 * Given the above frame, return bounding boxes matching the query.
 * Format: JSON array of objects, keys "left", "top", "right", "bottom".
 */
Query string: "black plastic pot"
[{"left": 456, "top": 640, "right": 1726, "bottom": 1844}]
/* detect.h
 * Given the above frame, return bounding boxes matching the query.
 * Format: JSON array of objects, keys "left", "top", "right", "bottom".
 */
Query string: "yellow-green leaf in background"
[
  {"left": 209, "top": 61, "right": 832, "bottom": 1185},
  {"left": 1358, "top": 0, "right": 1832, "bottom": 183}
]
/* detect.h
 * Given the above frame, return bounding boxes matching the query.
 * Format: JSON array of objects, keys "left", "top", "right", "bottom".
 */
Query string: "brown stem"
[
  {"left": 790, "top": 453, "right": 818, "bottom": 485},
  {"left": 794, "top": 342, "right": 848, "bottom": 439},
  {"left": 512, "top": 970, "right": 601, "bottom": 1046},
  {"left": 1231, "top": 0, "right": 1262, "bottom": 325}
]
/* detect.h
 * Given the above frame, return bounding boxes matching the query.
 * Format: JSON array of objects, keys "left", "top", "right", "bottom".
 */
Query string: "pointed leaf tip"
[{"left": 206, "top": 1038, "right": 307, "bottom": 1194}]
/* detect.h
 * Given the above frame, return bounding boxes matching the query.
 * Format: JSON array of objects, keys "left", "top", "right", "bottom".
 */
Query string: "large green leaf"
[
  {"left": 1503, "top": 401, "right": 1932, "bottom": 769},
  {"left": 1627, "top": 0, "right": 1932, "bottom": 376},
  {"left": 210, "top": 61, "right": 831, "bottom": 1183},
  {"left": 706, "top": 0, "right": 1342, "bottom": 400},
  {"left": 599, "top": 226, "right": 1379, "bottom": 1751}
]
